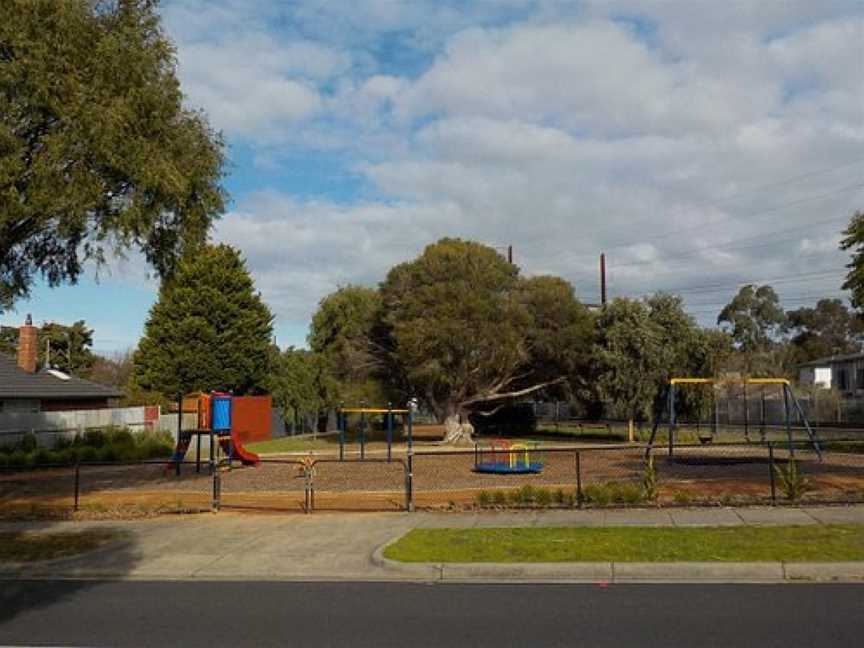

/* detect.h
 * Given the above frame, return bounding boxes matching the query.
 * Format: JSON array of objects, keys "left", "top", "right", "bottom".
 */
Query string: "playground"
[{"left": 1, "top": 389, "right": 863, "bottom": 516}]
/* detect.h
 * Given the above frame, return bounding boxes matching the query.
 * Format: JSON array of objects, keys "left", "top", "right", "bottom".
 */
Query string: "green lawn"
[
  {"left": 0, "top": 529, "right": 122, "bottom": 563},
  {"left": 383, "top": 525, "right": 864, "bottom": 563},
  {"left": 246, "top": 436, "right": 339, "bottom": 454}
]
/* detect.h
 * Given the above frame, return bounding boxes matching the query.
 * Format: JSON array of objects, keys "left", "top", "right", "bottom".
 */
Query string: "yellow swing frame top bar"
[{"left": 339, "top": 407, "right": 411, "bottom": 414}]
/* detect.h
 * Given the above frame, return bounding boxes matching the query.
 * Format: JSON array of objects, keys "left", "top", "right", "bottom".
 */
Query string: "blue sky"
[{"left": 4, "top": 0, "right": 864, "bottom": 354}]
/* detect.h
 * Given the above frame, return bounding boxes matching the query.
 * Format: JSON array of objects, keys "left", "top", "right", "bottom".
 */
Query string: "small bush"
[
  {"left": 491, "top": 490, "right": 507, "bottom": 506},
  {"left": 74, "top": 446, "right": 99, "bottom": 463},
  {"left": 516, "top": 485, "right": 537, "bottom": 504},
  {"left": 17, "top": 432, "right": 38, "bottom": 453},
  {"left": 582, "top": 484, "right": 611, "bottom": 506},
  {"left": 641, "top": 456, "right": 658, "bottom": 501},
  {"left": 775, "top": 460, "right": 810, "bottom": 501},
  {"left": 82, "top": 430, "right": 106, "bottom": 448},
  {"left": 8, "top": 450, "right": 34, "bottom": 468},
  {"left": 535, "top": 487, "right": 552, "bottom": 506},
  {"left": 672, "top": 491, "right": 693, "bottom": 505},
  {"left": 583, "top": 481, "right": 645, "bottom": 506},
  {"left": 477, "top": 491, "right": 492, "bottom": 507},
  {"left": 553, "top": 488, "right": 565, "bottom": 504},
  {"left": 33, "top": 448, "right": 53, "bottom": 465},
  {"left": 106, "top": 427, "right": 135, "bottom": 447},
  {"left": 97, "top": 445, "right": 119, "bottom": 462}
]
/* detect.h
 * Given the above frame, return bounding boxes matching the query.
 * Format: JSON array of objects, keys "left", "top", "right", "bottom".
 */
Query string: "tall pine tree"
[{"left": 133, "top": 245, "right": 273, "bottom": 397}]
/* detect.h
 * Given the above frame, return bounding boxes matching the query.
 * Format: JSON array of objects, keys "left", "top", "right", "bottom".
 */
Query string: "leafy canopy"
[
  {"left": 717, "top": 284, "right": 786, "bottom": 352},
  {"left": 840, "top": 210, "right": 864, "bottom": 310},
  {"left": 133, "top": 244, "right": 273, "bottom": 396},
  {"left": 379, "top": 238, "right": 592, "bottom": 419},
  {"left": 0, "top": 319, "right": 95, "bottom": 375},
  {"left": 0, "top": 0, "right": 225, "bottom": 311},
  {"left": 787, "top": 298, "right": 863, "bottom": 362}
]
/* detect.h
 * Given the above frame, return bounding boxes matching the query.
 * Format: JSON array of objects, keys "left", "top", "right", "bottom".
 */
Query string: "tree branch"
[{"left": 459, "top": 377, "right": 566, "bottom": 408}]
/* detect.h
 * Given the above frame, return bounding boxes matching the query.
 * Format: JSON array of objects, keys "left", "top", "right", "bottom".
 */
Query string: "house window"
[
  {"left": 838, "top": 369, "right": 848, "bottom": 391},
  {"left": 857, "top": 368, "right": 864, "bottom": 391}
]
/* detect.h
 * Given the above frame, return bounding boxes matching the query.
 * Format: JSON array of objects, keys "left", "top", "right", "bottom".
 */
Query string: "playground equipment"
[
  {"left": 336, "top": 404, "right": 413, "bottom": 461},
  {"left": 169, "top": 392, "right": 260, "bottom": 474},
  {"left": 474, "top": 440, "right": 544, "bottom": 474},
  {"left": 645, "top": 378, "right": 822, "bottom": 460}
]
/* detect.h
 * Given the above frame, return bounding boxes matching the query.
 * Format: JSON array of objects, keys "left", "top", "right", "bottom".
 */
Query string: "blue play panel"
[{"left": 474, "top": 462, "right": 544, "bottom": 474}]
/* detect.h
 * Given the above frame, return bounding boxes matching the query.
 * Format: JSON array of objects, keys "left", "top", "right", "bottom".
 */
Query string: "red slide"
[{"left": 218, "top": 429, "right": 260, "bottom": 466}]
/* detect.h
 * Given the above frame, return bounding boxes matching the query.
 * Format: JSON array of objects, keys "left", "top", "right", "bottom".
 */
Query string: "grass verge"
[
  {"left": 0, "top": 529, "right": 122, "bottom": 563},
  {"left": 383, "top": 525, "right": 864, "bottom": 563}
]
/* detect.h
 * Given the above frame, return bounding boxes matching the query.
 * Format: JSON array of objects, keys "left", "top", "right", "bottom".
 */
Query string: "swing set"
[
  {"left": 336, "top": 405, "right": 414, "bottom": 461},
  {"left": 646, "top": 378, "right": 822, "bottom": 460}
]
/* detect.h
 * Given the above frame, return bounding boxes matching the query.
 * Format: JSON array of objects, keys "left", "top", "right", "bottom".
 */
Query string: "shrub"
[
  {"left": 516, "top": 485, "right": 537, "bottom": 504},
  {"left": 477, "top": 491, "right": 492, "bottom": 507},
  {"left": 53, "top": 435, "right": 73, "bottom": 451},
  {"left": 74, "top": 446, "right": 99, "bottom": 463},
  {"left": 492, "top": 490, "right": 507, "bottom": 506},
  {"left": 553, "top": 488, "right": 565, "bottom": 504},
  {"left": 8, "top": 450, "right": 34, "bottom": 468},
  {"left": 535, "top": 487, "right": 552, "bottom": 506},
  {"left": 83, "top": 430, "right": 106, "bottom": 448},
  {"left": 97, "top": 445, "right": 119, "bottom": 462},
  {"left": 672, "top": 491, "right": 693, "bottom": 505},
  {"left": 775, "top": 460, "right": 810, "bottom": 501},
  {"left": 106, "top": 427, "right": 135, "bottom": 447},
  {"left": 33, "top": 448, "right": 53, "bottom": 465},
  {"left": 17, "top": 432, "right": 38, "bottom": 453},
  {"left": 582, "top": 484, "right": 611, "bottom": 506},
  {"left": 583, "top": 481, "right": 645, "bottom": 506},
  {"left": 641, "top": 456, "right": 658, "bottom": 502}
]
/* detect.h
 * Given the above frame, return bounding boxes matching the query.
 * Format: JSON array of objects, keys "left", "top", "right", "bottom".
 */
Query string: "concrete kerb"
[{"left": 371, "top": 535, "right": 864, "bottom": 584}]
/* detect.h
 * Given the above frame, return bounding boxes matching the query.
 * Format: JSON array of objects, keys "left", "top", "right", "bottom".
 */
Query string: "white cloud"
[{"left": 153, "top": 1, "right": 864, "bottom": 343}]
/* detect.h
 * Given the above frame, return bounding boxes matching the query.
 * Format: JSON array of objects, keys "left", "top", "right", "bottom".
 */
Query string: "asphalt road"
[{"left": 1, "top": 580, "right": 862, "bottom": 647}]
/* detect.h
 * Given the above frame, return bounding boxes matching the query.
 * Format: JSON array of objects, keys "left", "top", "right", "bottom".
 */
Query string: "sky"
[{"left": 3, "top": 0, "right": 864, "bottom": 354}]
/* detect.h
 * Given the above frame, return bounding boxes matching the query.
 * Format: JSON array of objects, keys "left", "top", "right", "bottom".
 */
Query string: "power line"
[{"left": 606, "top": 215, "right": 850, "bottom": 273}]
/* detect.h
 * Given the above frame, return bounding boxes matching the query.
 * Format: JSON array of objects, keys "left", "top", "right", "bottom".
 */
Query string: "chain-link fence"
[{"left": 1, "top": 441, "right": 863, "bottom": 517}]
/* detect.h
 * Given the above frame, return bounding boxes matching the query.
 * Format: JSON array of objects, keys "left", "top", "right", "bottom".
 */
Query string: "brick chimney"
[{"left": 17, "top": 314, "right": 37, "bottom": 373}]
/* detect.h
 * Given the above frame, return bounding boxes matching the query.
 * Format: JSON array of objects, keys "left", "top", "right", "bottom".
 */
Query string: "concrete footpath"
[{"left": 1, "top": 506, "right": 863, "bottom": 584}]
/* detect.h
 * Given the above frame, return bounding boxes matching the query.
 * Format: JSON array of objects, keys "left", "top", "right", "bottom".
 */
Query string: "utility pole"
[
  {"left": 600, "top": 253, "right": 607, "bottom": 306},
  {"left": 507, "top": 245, "right": 513, "bottom": 264}
]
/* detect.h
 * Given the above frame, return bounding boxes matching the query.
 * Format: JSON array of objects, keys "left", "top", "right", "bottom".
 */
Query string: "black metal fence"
[{"left": 2, "top": 441, "right": 863, "bottom": 517}]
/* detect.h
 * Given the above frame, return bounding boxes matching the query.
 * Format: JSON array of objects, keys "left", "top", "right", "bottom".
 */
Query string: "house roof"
[
  {"left": 795, "top": 352, "right": 864, "bottom": 368},
  {"left": 0, "top": 354, "right": 123, "bottom": 400}
]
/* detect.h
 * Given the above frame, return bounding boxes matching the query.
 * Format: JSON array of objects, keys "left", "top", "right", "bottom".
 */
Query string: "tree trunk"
[{"left": 442, "top": 413, "right": 474, "bottom": 446}]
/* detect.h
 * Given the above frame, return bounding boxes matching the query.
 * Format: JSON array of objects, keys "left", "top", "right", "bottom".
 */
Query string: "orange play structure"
[{"left": 171, "top": 393, "right": 272, "bottom": 470}]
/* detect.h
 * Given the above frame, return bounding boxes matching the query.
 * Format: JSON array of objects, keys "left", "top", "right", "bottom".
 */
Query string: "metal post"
[
  {"left": 668, "top": 383, "right": 676, "bottom": 458},
  {"left": 338, "top": 405, "right": 344, "bottom": 462},
  {"left": 406, "top": 453, "right": 414, "bottom": 512},
  {"left": 387, "top": 403, "right": 393, "bottom": 463},
  {"left": 360, "top": 410, "right": 366, "bottom": 460},
  {"left": 743, "top": 382, "right": 750, "bottom": 442},
  {"left": 600, "top": 253, "right": 607, "bottom": 306},
  {"left": 768, "top": 442, "right": 776, "bottom": 504},
  {"left": 211, "top": 456, "right": 220, "bottom": 512},
  {"left": 712, "top": 389, "right": 718, "bottom": 440},
  {"left": 789, "top": 385, "right": 822, "bottom": 459},
  {"left": 195, "top": 431, "right": 201, "bottom": 473},
  {"left": 408, "top": 410, "right": 414, "bottom": 451},
  {"left": 783, "top": 383, "right": 794, "bottom": 458},
  {"left": 209, "top": 430, "right": 214, "bottom": 475},
  {"left": 575, "top": 450, "right": 583, "bottom": 508},
  {"left": 760, "top": 388, "right": 766, "bottom": 441},
  {"left": 73, "top": 461, "right": 80, "bottom": 512},
  {"left": 176, "top": 392, "right": 183, "bottom": 477}
]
